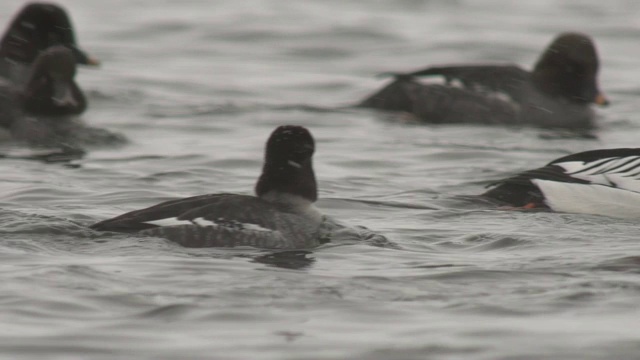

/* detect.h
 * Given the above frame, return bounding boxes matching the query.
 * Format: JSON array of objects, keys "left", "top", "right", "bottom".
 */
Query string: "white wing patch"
[
  {"left": 287, "top": 160, "right": 301, "bottom": 168},
  {"left": 556, "top": 156, "right": 640, "bottom": 192},
  {"left": 145, "top": 217, "right": 271, "bottom": 232},
  {"left": 533, "top": 179, "right": 640, "bottom": 219},
  {"left": 145, "top": 217, "right": 190, "bottom": 227}
]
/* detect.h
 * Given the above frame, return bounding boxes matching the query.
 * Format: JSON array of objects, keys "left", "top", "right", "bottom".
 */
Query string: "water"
[{"left": 1, "top": 0, "right": 640, "bottom": 359}]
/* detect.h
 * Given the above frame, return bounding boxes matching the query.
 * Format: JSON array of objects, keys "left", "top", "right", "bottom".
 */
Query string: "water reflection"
[
  {"left": 252, "top": 250, "right": 316, "bottom": 270},
  {"left": 0, "top": 144, "right": 85, "bottom": 164}
]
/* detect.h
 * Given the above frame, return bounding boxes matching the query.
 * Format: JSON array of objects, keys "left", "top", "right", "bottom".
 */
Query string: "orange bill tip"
[
  {"left": 86, "top": 56, "right": 100, "bottom": 66},
  {"left": 594, "top": 93, "right": 609, "bottom": 106}
]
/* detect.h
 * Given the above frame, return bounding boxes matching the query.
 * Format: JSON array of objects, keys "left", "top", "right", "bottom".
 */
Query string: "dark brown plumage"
[
  {"left": 0, "top": 2, "right": 98, "bottom": 69},
  {"left": 359, "top": 32, "right": 608, "bottom": 129}
]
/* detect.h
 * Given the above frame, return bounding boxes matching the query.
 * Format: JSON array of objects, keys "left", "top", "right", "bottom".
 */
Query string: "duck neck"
[{"left": 255, "top": 158, "right": 317, "bottom": 203}]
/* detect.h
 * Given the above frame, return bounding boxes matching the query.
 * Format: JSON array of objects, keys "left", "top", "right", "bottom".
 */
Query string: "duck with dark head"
[
  {"left": 21, "top": 46, "right": 86, "bottom": 117},
  {"left": 0, "top": 2, "right": 99, "bottom": 84},
  {"left": 0, "top": 45, "right": 89, "bottom": 146},
  {"left": 359, "top": 32, "right": 608, "bottom": 130},
  {"left": 0, "top": 3, "right": 124, "bottom": 149},
  {"left": 91, "top": 126, "right": 328, "bottom": 250}
]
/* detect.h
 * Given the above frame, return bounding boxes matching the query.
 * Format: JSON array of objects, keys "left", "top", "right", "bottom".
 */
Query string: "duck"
[
  {"left": 359, "top": 32, "right": 609, "bottom": 129},
  {"left": 18, "top": 45, "right": 86, "bottom": 116},
  {"left": 0, "top": 2, "right": 99, "bottom": 84},
  {"left": 0, "top": 44, "right": 124, "bottom": 148},
  {"left": 482, "top": 148, "right": 640, "bottom": 218},
  {"left": 0, "top": 45, "right": 89, "bottom": 144},
  {"left": 90, "top": 125, "right": 328, "bottom": 249}
]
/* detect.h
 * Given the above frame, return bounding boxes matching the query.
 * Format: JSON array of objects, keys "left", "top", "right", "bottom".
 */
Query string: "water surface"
[{"left": 1, "top": 0, "right": 640, "bottom": 359}]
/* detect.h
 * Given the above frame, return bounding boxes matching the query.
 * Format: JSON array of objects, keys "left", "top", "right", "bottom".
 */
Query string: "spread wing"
[
  {"left": 90, "top": 194, "right": 283, "bottom": 232},
  {"left": 484, "top": 148, "right": 640, "bottom": 206},
  {"left": 385, "top": 65, "right": 530, "bottom": 102}
]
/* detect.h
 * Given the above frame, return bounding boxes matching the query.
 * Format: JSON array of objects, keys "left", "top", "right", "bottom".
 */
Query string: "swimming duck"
[
  {"left": 482, "top": 148, "right": 640, "bottom": 218},
  {"left": 0, "top": 46, "right": 124, "bottom": 148},
  {"left": 91, "top": 125, "right": 327, "bottom": 249},
  {"left": 0, "top": 46, "right": 84, "bottom": 119},
  {"left": 0, "top": 2, "right": 98, "bottom": 84},
  {"left": 359, "top": 32, "right": 608, "bottom": 129},
  {"left": 20, "top": 45, "right": 86, "bottom": 116}
]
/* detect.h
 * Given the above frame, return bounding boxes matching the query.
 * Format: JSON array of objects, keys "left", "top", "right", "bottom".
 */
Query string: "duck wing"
[
  {"left": 387, "top": 65, "right": 530, "bottom": 102},
  {"left": 90, "top": 194, "right": 282, "bottom": 232},
  {"left": 484, "top": 148, "right": 640, "bottom": 207},
  {"left": 546, "top": 148, "right": 640, "bottom": 192}
]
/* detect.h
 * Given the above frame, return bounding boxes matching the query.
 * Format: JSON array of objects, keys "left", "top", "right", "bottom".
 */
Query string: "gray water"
[{"left": 1, "top": 0, "right": 640, "bottom": 359}]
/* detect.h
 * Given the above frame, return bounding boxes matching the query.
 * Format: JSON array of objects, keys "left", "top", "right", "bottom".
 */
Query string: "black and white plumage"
[
  {"left": 0, "top": 2, "right": 98, "bottom": 84},
  {"left": 91, "top": 125, "right": 327, "bottom": 249},
  {"left": 359, "top": 32, "right": 609, "bottom": 129},
  {"left": 483, "top": 148, "right": 640, "bottom": 218}
]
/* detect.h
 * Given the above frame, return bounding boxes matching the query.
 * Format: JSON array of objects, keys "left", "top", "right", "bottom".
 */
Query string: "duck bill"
[
  {"left": 52, "top": 81, "right": 78, "bottom": 108},
  {"left": 594, "top": 92, "right": 609, "bottom": 107},
  {"left": 85, "top": 55, "right": 100, "bottom": 66},
  {"left": 72, "top": 46, "right": 100, "bottom": 67}
]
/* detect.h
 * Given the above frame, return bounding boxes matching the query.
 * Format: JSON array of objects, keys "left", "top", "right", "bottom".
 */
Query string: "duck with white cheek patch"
[{"left": 91, "top": 125, "right": 331, "bottom": 249}]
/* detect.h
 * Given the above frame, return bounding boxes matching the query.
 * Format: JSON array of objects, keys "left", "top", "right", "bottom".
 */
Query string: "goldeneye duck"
[
  {"left": 91, "top": 125, "right": 327, "bottom": 249},
  {"left": 359, "top": 32, "right": 608, "bottom": 129},
  {"left": 0, "top": 46, "right": 85, "bottom": 132},
  {"left": 0, "top": 2, "right": 99, "bottom": 83},
  {"left": 0, "top": 45, "right": 125, "bottom": 148},
  {"left": 482, "top": 148, "right": 640, "bottom": 218},
  {"left": 20, "top": 45, "right": 86, "bottom": 116}
]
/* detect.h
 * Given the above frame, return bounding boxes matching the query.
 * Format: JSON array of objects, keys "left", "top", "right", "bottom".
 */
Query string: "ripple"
[
  {"left": 593, "top": 256, "right": 640, "bottom": 273},
  {"left": 0, "top": 0, "right": 638, "bottom": 359},
  {"left": 460, "top": 233, "right": 536, "bottom": 252}
]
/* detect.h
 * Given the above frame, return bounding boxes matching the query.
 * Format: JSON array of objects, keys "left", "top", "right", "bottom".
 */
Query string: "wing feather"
[
  {"left": 90, "top": 194, "right": 263, "bottom": 232},
  {"left": 386, "top": 64, "right": 530, "bottom": 102},
  {"left": 484, "top": 148, "right": 640, "bottom": 207}
]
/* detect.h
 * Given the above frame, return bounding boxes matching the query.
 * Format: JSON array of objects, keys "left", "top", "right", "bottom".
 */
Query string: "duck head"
[
  {"left": 255, "top": 125, "right": 318, "bottom": 203},
  {"left": 531, "top": 32, "right": 608, "bottom": 106},
  {"left": 0, "top": 3, "right": 99, "bottom": 66},
  {"left": 21, "top": 46, "right": 86, "bottom": 116}
]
